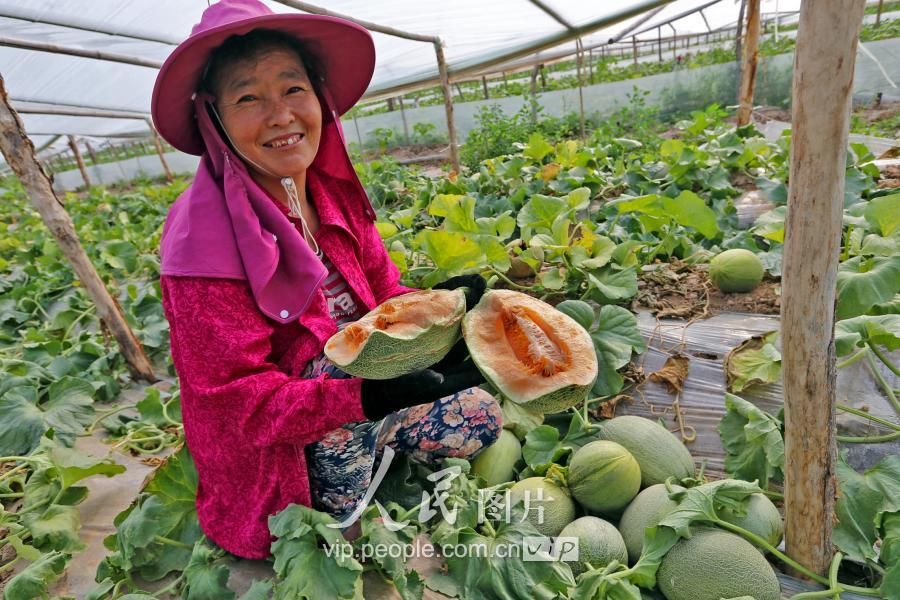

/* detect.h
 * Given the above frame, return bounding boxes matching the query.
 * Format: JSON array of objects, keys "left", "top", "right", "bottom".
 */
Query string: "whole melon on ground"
[
  {"left": 598, "top": 416, "right": 695, "bottom": 487},
  {"left": 509, "top": 477, "right": 576, "bottom": 537},
  {"left": 719, "top": 492, "right": 784, "bottom": 548},
  {"left": 558, "top": 516, "right": 628, "bottom": 576},
  {"left": 462, "top": 290, "right": 598, "bottom": 414},
  {"left": 568, "top": 441, "right": 641, "bottom": 515},
  {"left": 618, "top": 483, "right": 686, "bottom": 563},
  {"left": 657, "top": 528, "right": 781, "bottom": 600},
  {"left": 471, "top": 429, "right": 522, "bottom": 486},
  {"left": 708, "top": 248, "right": 765, "bottom": 293},
  {"left": 324, "top": 289, "right": 465, "bottom": 379}
]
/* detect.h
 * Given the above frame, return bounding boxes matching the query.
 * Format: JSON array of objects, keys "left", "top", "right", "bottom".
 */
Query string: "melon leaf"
[
  {"left": 724, "top": 332, "right": 782, "bottom": 393},
  {"left": 836, "top": 255, "right": 900, "bottom": 320},
  {"left": 2, "top": 550, "right": 68, "bottom": 600},
  {"left": 833, "top": 453, "right": 900, "bottom": 565},
  {"left": 522, "top": 413, "right": 599, "bottom": 475},
  {"left": 865, "top": 193, "right": 900, "bottom": 237},
  {"left": 657, "top": 479, "right": 763, "bottom": 539},
  {"left": 834, "top": 314, "right": 900, "bottom": 356},
  {"left": 587, "top": 306, "right": 646, "bottom": 397},
  {"left": 718, "top": 394, "right": 785, "bottom": 489}
]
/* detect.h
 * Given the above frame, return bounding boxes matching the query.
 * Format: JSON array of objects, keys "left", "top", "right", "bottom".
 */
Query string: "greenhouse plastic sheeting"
[
  {"left": 618, "top": 310, "right": 899, "bottom": 480},
  {"left": 0, "top": 0, "right": 803, "bottom": 145}
]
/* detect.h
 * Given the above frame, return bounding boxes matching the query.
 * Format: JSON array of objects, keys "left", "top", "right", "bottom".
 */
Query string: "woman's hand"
[
  {"left": 360, "top": 361, "right": 485, "bottom": 421},
  {"left": 432, "top": 274, "right": 487, "bottom": 311}
]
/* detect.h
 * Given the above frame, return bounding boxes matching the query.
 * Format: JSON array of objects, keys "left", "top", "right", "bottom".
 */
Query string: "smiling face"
[{"left": 212, "top": 48, "right": 323, "bottom": 187}]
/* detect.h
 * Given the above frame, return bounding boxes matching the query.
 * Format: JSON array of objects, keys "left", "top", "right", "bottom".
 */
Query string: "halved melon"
[
  {"left": 324, "top": 289, "right": 465, "bottom": 379},
  {"left": 462, "top": 290, "right": 597, "bottom": 413}
]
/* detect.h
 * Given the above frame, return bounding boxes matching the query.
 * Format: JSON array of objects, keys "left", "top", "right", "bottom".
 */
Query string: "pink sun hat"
[{"left": 152, "top": 0, "right": 375, "bottom": 156}]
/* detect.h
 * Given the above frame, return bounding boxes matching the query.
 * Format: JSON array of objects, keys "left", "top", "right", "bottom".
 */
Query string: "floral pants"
[{"left": 303, "top": 354, "right": 503, "bottom": 521}]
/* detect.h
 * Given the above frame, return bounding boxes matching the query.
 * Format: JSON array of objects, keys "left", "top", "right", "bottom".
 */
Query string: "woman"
[{"left": 151, "top": 0, "right": 502, "bottom": 560}]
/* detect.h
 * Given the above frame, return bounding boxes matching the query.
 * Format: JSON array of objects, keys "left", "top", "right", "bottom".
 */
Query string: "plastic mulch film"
[{"left": 611, "top": 310, "right": 899, "bottom": 479}]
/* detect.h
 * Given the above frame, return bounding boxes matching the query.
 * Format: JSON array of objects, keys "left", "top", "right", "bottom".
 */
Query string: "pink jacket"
[{"left": 161, "top": 175, "right": 414, "bottom": 559}]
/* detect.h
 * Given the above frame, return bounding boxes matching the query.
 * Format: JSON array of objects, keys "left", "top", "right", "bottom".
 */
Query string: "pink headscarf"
[{"left": 159, "top": 87, "right": 375, "bottom": 324}]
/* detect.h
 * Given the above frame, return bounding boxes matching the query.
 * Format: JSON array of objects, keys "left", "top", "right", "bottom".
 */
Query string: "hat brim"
[{"left": 152, "top": 13, "right": 374, "bottom": 156}]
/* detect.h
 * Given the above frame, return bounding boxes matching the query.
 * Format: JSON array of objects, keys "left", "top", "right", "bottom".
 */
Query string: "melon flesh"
[
  {"left": 463, "top": 290, "right": 598, "bottom": 413},
  {"left": 324, "top": 289, "right": 465, "bottom": 379}
]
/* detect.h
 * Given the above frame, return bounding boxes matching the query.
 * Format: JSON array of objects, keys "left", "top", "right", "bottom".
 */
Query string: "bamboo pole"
[
  {"left": 434, "top": 41, "right": 459, "bottom": 173},
  {"left": 782, "top": 0, "right": 866, "bottom": 578},
  {"left": 67, "top": 135, "right": 91, "bottom": 189},
  {"left": 737, "top": 0, "right": 761, "bottom": 126},
  {"left": 0, "top": 76, "right": 156, "bottom": 382}
]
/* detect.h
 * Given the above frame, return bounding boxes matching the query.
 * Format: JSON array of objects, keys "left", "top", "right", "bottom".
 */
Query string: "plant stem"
[
  {"left": 153, "top": 535, "right": 194, "bottom": 551},
  {"left": 870, "top": 342, "right": 900, "bottom": 378},
  {"left": 836, "top": 348, "right": 868, "bottom": 369},
  {"left": 836, "top": 403, "right": 900, "bottom": 431},
  {"left": 828, "top": 552, "right": 842, "bottom": 600},
  {"left": 0, "top": 463, "right": 31, "bottom": 485},
  {"left": 866, "top": 351, "right": 900, "bottom": 416},
  {"left": 714, "top": 519, "right": 828, "bottom": 586},
  {"left": 837, "top": 431, "right": 900, "bottom": 443},
  {"left": 489, "top": 267, "right": 533, "bottom": 291},
  {"left": 85, "top": 404, "right": 133, "bottom": 434}
]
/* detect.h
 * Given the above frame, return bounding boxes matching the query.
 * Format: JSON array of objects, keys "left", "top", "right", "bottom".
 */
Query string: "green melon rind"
[
  {"left": 719, "top": 493, "right": 784, "bottom": 549},
  {"left": 709, "top": 249, "right": 765, "bottom": 293},
  {"left": 657, "top": 528, "right": 782, "bottom": 600},
  {"left": 568, "top": 441, "right": 641, "bottom": 515},
  {"left": 558, "top": 516, "right": 627, "bottom": 576},
  {"left": 471, "top": 429, "right": 522, "bottom": 487},
  {"left": 618, "top": 484, "right": 685, "bottom": 564},
  {"left": 509, "top": 477, "right": 576, "bottom": 538},
  {"left": 598, "top": 416, "right": 695, "bottom": 487},
  {"left": 331, "top": 291, "right": 466, "bottom": 379}
]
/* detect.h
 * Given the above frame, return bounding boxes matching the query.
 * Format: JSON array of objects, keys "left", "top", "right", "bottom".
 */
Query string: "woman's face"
[{"left": 214, "top": 48, "right": 322, "bottom": 185}]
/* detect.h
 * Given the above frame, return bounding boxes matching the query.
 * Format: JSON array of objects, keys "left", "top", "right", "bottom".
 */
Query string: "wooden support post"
[
  {"left": 576, "top": 39, "right": 586, "bottom": 139},
  {"left": 737, "top": 0, "right": 762, "bottom": 126},
  {"left": 782, "top": 0, "right": 866, "bottom": 578},
  {"left": 876, "top": 0, "right": 885, "bottom": 26},
  {"left": 386, "top": 97, "right": 395, "bottom": 112},
  {"left": 352, "top": 114, "right": 363, "bottom": 148},
  {"left": 632, "top": 36, "right": 638, "bottom": 66},
  {"left": 84, "top": 141, "right": 98, "bottom": 165},
  {"left": 0, "top": 77, "right": 156, "bottom": 382},
  {"left": 588, "top": 49, "right": 594, "bottom": 84},
  {"left": 147, "top": 121, "right": 173, "bottom": 182},
  {"left": 481, "top": 76, "right": 489, "bottom": 100},
  {"left": 539, "top": 65, "right": 547, "bottom": 90},
  {"left": 397, "top": 96, "right": 410, "bottom": 145},
  {"left": 67, "top": 135, "right": 91, "bottom": 189},
  {"left": 433, "top": 41, "right": 459, "bottom": 173},
  {"left": 529, "top": 65, "right": 540, "bottom": 125}
]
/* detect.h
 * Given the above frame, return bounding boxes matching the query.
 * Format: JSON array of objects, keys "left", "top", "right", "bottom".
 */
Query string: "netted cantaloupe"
[
  {"left": 657, "top": 528, "right": 781, "bottom": 600},
  {"left": 719, "top": 492, "right": 784, "bottom": 548},
  {"left": 509, "top": 476, "right": 576, "bottom": 537},
  {"left": 568, "top": 440, "right": 641, "bottom": 515},
  {"left": 558, "top": 516, "right": 628, "bottom": 576},
  {"left": 324, "top": 289, "right": 465, "bottom": 379},
  {"left": 462, "top": 290, "right": 598, "bottom": 414},
  {"left": 598, "top": 416, "right": 695, "bottom": 487},
  {"left": 708, "top": 249, "right": 765, "bottom": 293}
]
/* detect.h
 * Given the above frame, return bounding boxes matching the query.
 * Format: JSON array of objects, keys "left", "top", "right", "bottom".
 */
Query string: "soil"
[
  {"left": 877, "top": 163, "right": 900, "bottom": 189},
  {"left": 632, "top": 260, "right": 781, "bottom": 319},
  {"left": 361, "top": 143, "right": 451, "bottom": 177}
]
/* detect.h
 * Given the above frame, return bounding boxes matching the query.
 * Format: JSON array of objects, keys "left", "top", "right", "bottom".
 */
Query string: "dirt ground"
[{"left": 633, "top": 260, "right": 781, "bottom": 319}]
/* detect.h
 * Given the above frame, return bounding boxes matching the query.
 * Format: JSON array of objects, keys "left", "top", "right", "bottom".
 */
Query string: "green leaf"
[
  {"left": 834, "top": 453, "right": 900, "bottom": 564},
  {"left": 429, "top": 194, "right": 479, "bottom": 233},
  {"left": 539, "top": 267, "right": 565, "bottom": 290},
  {"left": 358, "top": 505, "right": 424, "bottom": 600},
  {"left": 752, "top": 207, "right": 786, "bottom": 244},
  {"left": 616, "top": 192, "right": 718, "bottom": 239},
  {"left": 866, "top": 193, "right": 900, "bottom": 236},
  {"left": 628, "top": 526, "right": 680, "bottom": 590},
  {"left": 443, "top": 517, "right": 575, "bottom": 600},
  {"left": 724, "top": 332, "right": 782, "bottom": 393},
  {"left": 416, "top": 230, "right": 485, "bottom": 275},
  {"left": 3, "top": 551, "right": 68, "bottom": 600},
  {"left": 375, "top": 221, "right": 399, "bottom": 239},
  {"left": 657, "top": 479, "right": 763, "bottom": 538},
  {"left": 565, "top": 187, "right": 591, "bottom": 211},
  {"left": 23, "top": 504, "right": 84, "bottom": 553},
  {"left": 718, "top": 394, "right": 784, "bottom": 489},
  {"left": 588, "top": 306, "right": 646, "bottom": 397},
  {"left": 183, "top": 540, "right": 236, "bottom": 600},
  {"left": 48, "top": 444, "right": 126, "bottom": 491},
  {"left": 501, "top": 399, "right": 544, "bottom": 440},
  {"left": 569, "top": 562, "right": 643, "bottom": 600},
  {"left": 0, "top": 377, "right": 95, "bottom": 455},
  {"left": 835, "top": 314, "right": 900, "bottom": 356},
  {"left": 238, "top": 580, "right": 275, "bottom": 600},
  {"left": 269, "top": 504, "right": 364, "bottom": 600},
  {"left": 836, "top": 255, "right": 900, "bottom": 319},
  {"left": 517, "top": 194, "right": 568, "bottom": 232},
  {"left": 585, "top": 266, "right": 638, "bottom": 305},
  {"left": 0, "top": 385, "right": 44, "bottom": 456},
  {"left": 522, "top": 413, "right": 600, "bottom": 475},
  {"left": 556, "top": 299, "right": 595, "bottom": 330},
  {"left": 523, "top": 133, "right": 554, "bottom": 161}
]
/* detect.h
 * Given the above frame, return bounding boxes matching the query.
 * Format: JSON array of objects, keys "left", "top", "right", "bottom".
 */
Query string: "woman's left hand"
[{"left": 432, "top": 274, "right": 487, "bottom": 311}]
